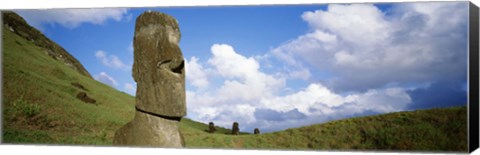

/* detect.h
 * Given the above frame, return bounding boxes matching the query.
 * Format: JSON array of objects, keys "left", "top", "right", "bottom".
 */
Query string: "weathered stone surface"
[
  {"left": 132, "top": 11, "right": 186, "bottom": 117},
  {"left": 76, "top": 92, "right": 96, "bottom": 104},
  {"left": 254, "top": 128, "right": 260, "bottom": 134},
  {"left": 113, "top": 111, "right": 184, "bottom": 147},
  {"left": 114, "top": 11, "right": 186, "bottom": 148},
  {"left": 232, "top": 122, "right": 239, "bottom": 135}
]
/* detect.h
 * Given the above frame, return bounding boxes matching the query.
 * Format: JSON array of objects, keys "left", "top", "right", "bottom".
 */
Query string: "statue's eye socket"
[
  {"left": 157, "top": 59, "right": 184, "bottom": 75},
  {"left": 172, "top": 60, "right": 184, "bottom": 74}
]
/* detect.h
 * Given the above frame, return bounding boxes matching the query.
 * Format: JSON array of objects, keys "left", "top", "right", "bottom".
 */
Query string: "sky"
[{"left": 14, "top": 1, "right": 469, "bottom": 133}]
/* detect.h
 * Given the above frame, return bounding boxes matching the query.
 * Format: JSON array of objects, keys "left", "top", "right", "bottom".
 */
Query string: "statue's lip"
[{"left": 135, "top": 106, "right": 182, "bottom": 122}]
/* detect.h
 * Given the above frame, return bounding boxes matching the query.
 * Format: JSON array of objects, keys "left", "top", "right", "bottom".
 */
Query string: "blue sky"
[{"left": 14, "top": 1, "right": 468, "bottom": 133}]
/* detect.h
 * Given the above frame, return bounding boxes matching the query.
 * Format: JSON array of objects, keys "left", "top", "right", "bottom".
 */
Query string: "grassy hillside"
[
  {"left": 1, "top": 21, "right": 239, "bottom": 145},
  {"left": 2, "top": 25, "right": 135, "bottom": 145},
  {"left": 2, "top": 11, "right": 92, "bottom": 78},
  {"left": 2, "top": 12, "right": 467, "bottom": 152},
  {"left": 182, "top": 106, "right": 467, "bottom": 152}
]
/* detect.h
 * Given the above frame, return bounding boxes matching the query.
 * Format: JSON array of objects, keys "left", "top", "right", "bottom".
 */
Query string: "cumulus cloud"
[
  {"left": 16, "top": 8, "right": 129, "bottom": 30},
  {"left": 208, "top": 44, "right": 286, "bottom": 101},
  {"left": 186, "top": 44, "right": 284, "bottom": 130},
  {"left": 302, "top": 4, "right": 390, "bottom": 47},
  {"left": 95, "top": 50, "right": 130, "bottom": 70},
  {"left": 272, "top": 2, "right": 468, "bottom": 92},
  {"left": 286, "top": 66, "right": 312, "bottom": 80},
  {"left": 185, "top": 2, "right": 468, "bottom": 133},
  {"left": 253, "top": 86, "right": 412, "bottom": 132},
  {"left": 259, "top": 83, "right": 347, "bottom": 115},
  {"left": 256, "top": 83, "right": 411, "bottom": 131},
  {"left": 208, "top": 44, "right": 262, "bottom": 79},
  {"left": 186, "top": 44, "right": 413, "bottom": 132},
  {"left": 94, "top": 72, "right": 118, "bottom": 88},
  {"left": 185, "top": 57, "right": 210, "bottom": 89}
]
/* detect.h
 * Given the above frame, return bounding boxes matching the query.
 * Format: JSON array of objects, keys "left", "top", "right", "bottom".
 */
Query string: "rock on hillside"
[{"left": 2, "top": 11, "right": 92, "bottom": 78}]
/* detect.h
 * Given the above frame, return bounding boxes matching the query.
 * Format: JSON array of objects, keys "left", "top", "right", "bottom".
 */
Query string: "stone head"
[{"left": 132, "top": 11, "right": 186, "bottom": 117}]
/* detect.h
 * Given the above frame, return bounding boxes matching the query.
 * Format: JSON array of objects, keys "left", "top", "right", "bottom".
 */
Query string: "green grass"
[
  {"left": 2, "top": 22, "right": 468, "bottom": 152},
  {"left": 180, "top": 106, "right": 467, "bottom": 152},
  {"left": 2, "top": 26, "right": 135, "bottom": 145},
  {"left": 1, "top": 24, "right": 245, "bottom": 146}
]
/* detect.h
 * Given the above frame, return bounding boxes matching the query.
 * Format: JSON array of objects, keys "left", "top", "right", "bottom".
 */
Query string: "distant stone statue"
[
  {"left": 208, "top": 122, "right": 216, "bottom": 133},
  {"left": 232, "top": 122, "right": 239, "bottom": 135},
  {"left": 76, "top": 92, "right": 96, "bottom": 104},
  {"left": 254, "top": 128, "right": 260, "bottom": 134},
  {"left": 113, "top": 11, "right": 186, "bottom": 147}
]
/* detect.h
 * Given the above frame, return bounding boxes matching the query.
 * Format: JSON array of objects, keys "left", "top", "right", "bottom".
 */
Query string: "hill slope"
[
  {"left": 2, "top": 16, "right": 134, "bottom": 144},
  {"left": 2, "top": 12, "right": 467, "bottom": 152},
  {"left": 1, "top": 11, "right": 238, "bottom": 145},
  {"left": 2, "top": 11, "right": 92, "bottom": 78},
  {"left": 182, "top": 106, "right": 467, "bottom": 152}
]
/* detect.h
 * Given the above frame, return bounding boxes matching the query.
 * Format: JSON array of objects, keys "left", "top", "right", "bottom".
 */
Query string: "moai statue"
[
  {"left": 208, "top": 122, "right": 216, "bottom": 133},
  {"left": 232, "top": 122, "right": 239, "bottom": 135},
  {"left": 254, "top": 128, "right": 260, "bottom": 134},
  {"left": 113, "top": 11, "right": 186, "bottom": 147}
]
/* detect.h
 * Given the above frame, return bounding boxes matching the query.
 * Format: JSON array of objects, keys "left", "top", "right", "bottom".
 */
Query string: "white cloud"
[
  {"left": 350, "top": 87, "right": 412, "bottom": 113},
  {"left": 95, "top": 50, "right": 106, "bottom": 58},
  {"left": 220, "top": 3, "right": 466, "bottom": 132},
  {"left": 185, "top": 2, "right": 467, "bottom": 131},
  {"left": 208, "top": 44, "right": 285, "bottom": 101},
  {"left": 302, "top": 4, "right": 390, "bottom": 47},
  {"left": 271, "top": 2, "right": 468, "bottom": 92},
  {"left": 208, "top": 44, "right": 261, "bottom": 79},
  {"left": 259, "top": 83, "right": 345, "bottom": 115},
  {"left": 287, "top": 67, "right": 311, "bottom": 80},
  {"left": 185, "top": 44, "right": 286, "bottom": 130},
  {"left": 95, "top": 50, "right": 130, "bottom": 71},
  {"left": 260, "top": 83, "right": 411, "bottom": 117},
  {"left": 16, "top": 8, "right": 129, "bottom": 30},
  {"left": 185, "top": 57, "right": 210, "bottom": 88},
  {"left": 186, "top": 43, "right": 413, "bottom": 133},
  {"left": 94, "top": 72, "right": 118, "bottom": 88},
  {"left": 253, "top": 84, "right": 411, "bottom": 132},
  {"left": 270, "top": 29, "right": 341, "bottom": 72},
  {"left": 123, "top": 82, "right": 136, "bottom": 96}
]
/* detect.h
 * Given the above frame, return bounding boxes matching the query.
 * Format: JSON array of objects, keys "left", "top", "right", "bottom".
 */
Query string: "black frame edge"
[{"left": 469, "top": 1, "right": 480, "bottom": 153}]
